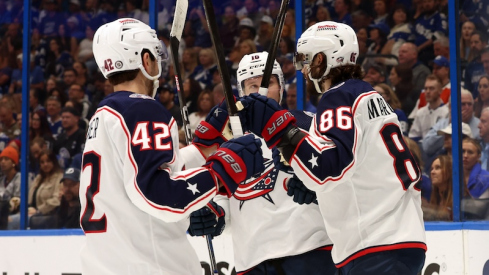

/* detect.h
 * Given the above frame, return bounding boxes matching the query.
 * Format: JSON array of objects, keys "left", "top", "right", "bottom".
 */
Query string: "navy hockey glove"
[
  {"left": 205, "top": 135, "right": 265, "bottom": 196},
  {"left": 193, "top": 101, "right": 234, "bottom": 147},
  {"left": 188, "top": 200, "right": 225, "bottom": 237},
  {"left": 237, "top": 93, "right": 296, "bottom": 148},
  {"left": 287, "top": 175, "right": 317, "bottom": 205}
]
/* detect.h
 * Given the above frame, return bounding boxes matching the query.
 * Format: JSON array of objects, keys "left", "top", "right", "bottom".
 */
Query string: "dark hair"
[
  {"left": 61, "top": 106, "right": 81, "bottom": 117},
  {"left": 185, "top": 78, "right": 203, "bottom": 114},
  {"left": 471, "top": 31, "right": 488, "bottom": 45},
  {"left": 197, "top": 89, "right": 213, "bottom": 114},
  {"left": 47, "top": 90, "right": 67, "bottom": 106},
  {"left": 65, "top": 99, "right": 84, "bottom": 116},
  {"left": 327, "top": 65, "right": 364, "bottom": 87},
  {"left": 474, "top": 75, "right": 489, "bottom": 117},
  {"left": 64, "top": 67, "right": 78, "bottom": 77},
  {"left": 393, "top": 63, "right": 413, "bottom": 101},
  {"left": 30, "top": 110, "right": 53, "bottom": 141},
  {"left": 108, "top": 49, "right": 156, "bottom": 85},
  {"left": 38, "top": 150, "right": 62, "bottom": 183},
  {"left": 386, "top": 4, "right": 409, "bottom": 28}
]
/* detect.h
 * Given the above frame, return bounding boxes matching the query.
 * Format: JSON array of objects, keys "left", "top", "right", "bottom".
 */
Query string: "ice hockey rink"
[{"left": 0, "top": 223, "right": 488, "bottom": 274}]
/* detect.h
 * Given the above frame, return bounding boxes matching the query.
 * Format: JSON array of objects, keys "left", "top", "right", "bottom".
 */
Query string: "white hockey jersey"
[
  {"left": 79, "top": 91, "right": 219, "bottom": 275},
  {"left": 184, "top": 111, "right": 333, "bottom": 273},
  {"left": 288, "top": 79, "right": 427, "bottom": 267}
]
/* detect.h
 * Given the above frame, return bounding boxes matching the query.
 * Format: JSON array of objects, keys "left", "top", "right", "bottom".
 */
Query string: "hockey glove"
[
  {"left": 205, "top": 135, "right": 265, "bottom": 196},
  {"left": 188, "top": 200, "right": 225, "bottom": 237},
  {"left": 287, "top": 175, "right": 317, "bottom": 205},
  {"left": 194, "top": 101, "right": 235, "bottom": 146},
  {"left": 237, "top": 93, "right": 296, "bottom": 148}
]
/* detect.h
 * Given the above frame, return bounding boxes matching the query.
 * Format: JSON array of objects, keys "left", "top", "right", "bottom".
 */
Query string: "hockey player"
[
  {"left": 80, "top": 18, "right": 265, "bottom": 275},
  {"left": 188, "top": 52, "right": 336, "bottom": 275},
  {"left": 236, "top": 22, "right": 427, "bottom": 274}
]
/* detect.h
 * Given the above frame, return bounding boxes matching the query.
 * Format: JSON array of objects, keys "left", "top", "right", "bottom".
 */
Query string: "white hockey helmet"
[
  {"left": 236, "top": 52, "right": 285, "bottom": 103},
  {"left": 294, "top": 21, "right": 359, "bottom": 93},
  {"left": 93, "top": 18, "right": 168, "bottom": 97}
]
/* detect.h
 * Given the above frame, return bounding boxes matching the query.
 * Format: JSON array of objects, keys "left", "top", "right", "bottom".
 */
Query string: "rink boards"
[{"left": 0, "top": 223, "right": 488, "bottom": 275}]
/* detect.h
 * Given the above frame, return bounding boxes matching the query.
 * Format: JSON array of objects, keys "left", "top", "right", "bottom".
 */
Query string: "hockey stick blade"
[
  {"left": 170, "top": 0, "right": 192, "bottom": 144},
  {"left": 202, "top": 0, "right": 243, "bottom": 138},
  {"left": 259, "top": 0, "right": 291, "bottom": 96}
]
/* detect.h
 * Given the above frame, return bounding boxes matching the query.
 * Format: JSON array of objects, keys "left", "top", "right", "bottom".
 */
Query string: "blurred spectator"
[
  {"left": 227, "top": 46, "right": 243, "bottom": 76},
  {"left": 30, "top": 110, "right": 55, "bottom": 150},
  {"left": 411, "top": 55, "right": 450, "bottom": 117},
  {"left": 46, "top": 96, "right": 63, "bottom": 138},
  {"left": 188, "top": 90, "right": 213, "bottom": 133},
  {"left": 278, "top": 38, "right": 294, "bottom": 60},
  {"left": 462, "top": 137, "right": 489, "bottom": 199},
  {"left": 53, "top": 107, "right": 85, "bottom": 168},
  {"left": 378, "top": 4, "right": 411, "bottom": 66},
  {"left": 389, "top": 63, "right": 415, "bottom": 115},
  {"left": 351, "top": 10, "right": 371, "bottom": 31},
  {"left": 157, "top": 84, "right": 182, "bottom": 127},
  {"left": 256, "top": 15, "right": 273, "bottom": 50},
  {"left": 363, "top": 63, "right": 386, "bottom": 86},
  {"left": 48, "top": 87, "right": 68, "bottom": 106},
  {"left": 0, "top": 2, "right": 12, "bottom": 27},
  {"left": 356, "top": 27, "right": 368, "bottom": 64},
  {"left": 286, "top": 83, "right": 297, "bottom": 110},
  {"left": 411, "top": 0, "right": 447, "bottom": 63},
  {"left": 182, "top": 77, "right": 201, "bottom": 114},
  {"left": 460, "top": 0, "right": 489, "bottom": 32},
  {"left": 460, "top": 21, "right": 476, "bottom": 62},
  {"left": 212, "top": 83, "right": 225, "bottom": 106},
  {"left": 280, "top": 56, "right": 296, "bottom": 85},
  {"left": 433, "top": 35, "right": 449, "bottom": 60},
  {"left": 45, "top": 37, "right": 73, "bottom": 80},
  {"left": 474, "top": 75, "right": 489, "bottom": 118},
  {"left": 64, "top": 99, "right": 88, "bottom": 131},
  {"left": 78, "top": 25, "right": 95, "bottom": 63},
  {"left": 29, "top": 137, "right": 47, "bottom": 177},
  {"left": 68, "top": 84, "right": 91, "bottom": 119},
  {"left": 62, "top": 68, "right": 78, "bottom": 93},
  {"left": 37, "top": 0, "right": 65, "bottom": 38},
  {"left": 316, "top": 5, "right": 332, "bottom": 23},
  {"left": 478, "top": 107, "right": 489, "bottom": 169},
  {"left": 45, "top": 76, "right": 57, "bottom": 93},
  {"left": 239, "top": 39, "right": 258, "bottom": 57},
  {"left": 436, "top": 123, "right": 473, "bottom": 157},
  {"left": 190, "top": 48, "right": 217, "bottom": 89},
  {"left": 219, "top": 5, "right": 240, "bottom": 53},
  {"left": 373, "top": 0, "right": 389, "bottom": 24},
  {"left": 125, "top": 0, "right": 149, "bottom": 24},
  {"left": 423, "top": 155, "right": 453, "bottom": 221},
  {"left": 464, "top": 33, "right": 488, "bottom": 97},
  {"left": 29, "top": 88, "right": 47, "bottom": 114},
  {"left": 0, "top": 103, "right": 20, "bottom": 141},
  {"left": 0, "top": 146, "right": 20, "bottom": 206},
  {"left": 398, "top": 42, "right": 430, "bottom": 98},
  {"left": 188, "top": 6, "right": 211, "bottom": 50},
  {"left": 283, "top": 9, "right": 296, "bottom": 40},
  {"left": 181, "top": 48, "right": 199, "bottom": 80},
  {"left": 374, "top": 83, "right": 408, "bottom": 135},
  {"left": 333, "top": 0, "right": 352, "bottom": 26},
  {"left": 237, "top": 0, "right": 264, "bottom": 29},
  {"left": 8, "top": 53, "right": 45, "bottom": 94},
  {"left": 73, "top": 61, "right": 95, "bottom": 97},
  {"left": 236, "top": 18, "right": 257, "bottom": 47},
  {"left": 8, "top": 150, "right": 62, "bottom": 230},
  {"left": 409, "top": 75, "right": 449, "bottom": 142},
  {"left": 57, "top": 167, "right": 81, "bottom": 229}
]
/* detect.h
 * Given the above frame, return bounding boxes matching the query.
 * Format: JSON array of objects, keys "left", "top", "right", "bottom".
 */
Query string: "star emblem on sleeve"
[
  {"left": 187, "top": 182, "right": 200, "bottom": 195},
  {"left": 308, "top": 153, "right": 318, "bottom": 169}
]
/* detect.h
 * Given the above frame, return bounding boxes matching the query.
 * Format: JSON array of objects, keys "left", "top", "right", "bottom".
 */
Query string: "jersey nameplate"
[
  {"left": 87, "top": 117, "right": 99, "bottom": 140},
  {"left": 367, "top": 96, "right": 394, "bottom": 120}
]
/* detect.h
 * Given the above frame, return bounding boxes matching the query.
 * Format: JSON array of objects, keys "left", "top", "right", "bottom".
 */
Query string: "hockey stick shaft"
[
  {"left": 170, "top": 0, "right": 192, "bottom": 144},
  {"left": 202, "top": 0, "right": 243, "bottom": 138},
  {"left": 259, "top": 0, "right": 291, "bottom": 95},
  {"left": 170, "top": 1, "right": 218, "bottom": 272}
]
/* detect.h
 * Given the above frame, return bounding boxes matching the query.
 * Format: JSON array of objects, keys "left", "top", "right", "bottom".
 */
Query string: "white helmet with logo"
[
  {"left": 236, "top": 51, "right": 285, "bottom": 103},
  {"left": 93, "top": 18, "right": 168, "bottom": 97},
  {"left": 294, "top": 21, "right": 359, "bottom": 93}
]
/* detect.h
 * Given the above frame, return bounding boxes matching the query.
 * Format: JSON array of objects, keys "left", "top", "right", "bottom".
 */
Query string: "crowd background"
[{"left": 0, "top": 0, "right": 488, "bottom": 229}]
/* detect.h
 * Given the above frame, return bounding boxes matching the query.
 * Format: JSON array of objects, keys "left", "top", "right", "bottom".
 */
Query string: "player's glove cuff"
[{"left": 193, "top": 105, "right": 232, "bottom": 147}]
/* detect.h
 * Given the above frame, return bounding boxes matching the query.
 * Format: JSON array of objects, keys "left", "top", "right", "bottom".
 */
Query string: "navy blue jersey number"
[
  {"left": 380, "top": 124, "right": 421, "bottom": 190},
  {"left": 81, "top": 151, "right": 107, "bottom": 233}
]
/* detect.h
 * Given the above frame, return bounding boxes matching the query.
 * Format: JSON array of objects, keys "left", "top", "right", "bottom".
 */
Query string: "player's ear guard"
[{"left": 205, "top": 135, "right": 265, "bottom": 197}]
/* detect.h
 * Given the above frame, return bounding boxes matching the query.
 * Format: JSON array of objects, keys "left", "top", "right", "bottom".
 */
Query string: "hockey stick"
[
  {"left": 202, "top": 0, "right": 243, "bottom": 138},
  {"left": 170, "top": 0, "right": 192, "bottom": 145},
  {"left": 170, "top": 1, "right": 219, "bottom": 273},
  {"left": 258, "top": 0, "right": 291, "bottom": 96}
]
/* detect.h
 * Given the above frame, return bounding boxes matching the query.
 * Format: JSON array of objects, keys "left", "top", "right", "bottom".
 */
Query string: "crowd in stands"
[{"left": 0, "top": 0, "right": 488, "bottom": 229}]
